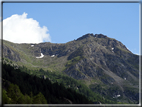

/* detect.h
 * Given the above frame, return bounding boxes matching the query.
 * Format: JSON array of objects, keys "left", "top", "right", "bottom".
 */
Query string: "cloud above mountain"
[{"left": 3, "top": 12, "right": 51, "bottom": 43}]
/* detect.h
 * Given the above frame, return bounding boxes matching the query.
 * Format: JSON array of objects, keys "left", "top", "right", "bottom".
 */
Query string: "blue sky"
[{"left": 3, "top": 2, "right": 139, "bottom": 55}]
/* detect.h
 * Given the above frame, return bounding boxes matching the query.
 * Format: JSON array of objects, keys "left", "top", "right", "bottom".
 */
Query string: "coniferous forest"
[
  {"left": 2, "top": 62, "right": 95, "bottom": 104},
  {"left": 2, "top": 56, "right": 131, "bottom": 105}
]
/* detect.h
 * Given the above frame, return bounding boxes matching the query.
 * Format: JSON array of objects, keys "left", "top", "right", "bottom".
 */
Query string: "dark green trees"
[
  {"left": 2, "top": 63, "right": 93, "bottom": 104},
  {"left": 2, "top": 83, "right": 47, "bottom": 104}
]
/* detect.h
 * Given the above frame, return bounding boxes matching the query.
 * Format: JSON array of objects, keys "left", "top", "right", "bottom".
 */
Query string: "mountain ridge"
[{"left": 1, "top": 33, "right": 139, "bottom": 104}]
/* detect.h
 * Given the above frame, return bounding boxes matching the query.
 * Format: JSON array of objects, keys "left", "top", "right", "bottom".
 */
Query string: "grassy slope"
[{"left": 3, "top": 40, "right": 68, "bottom": 72}]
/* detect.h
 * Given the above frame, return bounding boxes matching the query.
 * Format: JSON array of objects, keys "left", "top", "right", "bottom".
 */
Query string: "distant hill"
[{"left": 1, "top": 33, "right": 139, "bottom": 104}]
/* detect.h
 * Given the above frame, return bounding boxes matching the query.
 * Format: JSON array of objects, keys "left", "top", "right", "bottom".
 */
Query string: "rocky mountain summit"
[{"left": 2, "top": 33, "right": 139, "bottom": 103}]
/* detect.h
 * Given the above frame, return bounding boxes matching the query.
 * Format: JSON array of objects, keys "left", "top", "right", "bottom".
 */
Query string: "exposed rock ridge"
[{"left": 76, "top": 33, "right": 107, "bottom": 41}]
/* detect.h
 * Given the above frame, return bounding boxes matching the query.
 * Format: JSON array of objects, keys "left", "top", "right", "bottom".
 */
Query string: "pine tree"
[
  {"left": 2, "top": 89, "right": 11, "bottom": 104},
  {"left": 33, "top": 92, "right": 47, "bottom": 104},
  {"left": 7, "top": 84, "right": 22, "bottom": 103}
]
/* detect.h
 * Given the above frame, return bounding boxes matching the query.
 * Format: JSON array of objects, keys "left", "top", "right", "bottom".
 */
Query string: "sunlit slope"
[{"left": 2, "top": 33, "right": 139, "bottom": 104}]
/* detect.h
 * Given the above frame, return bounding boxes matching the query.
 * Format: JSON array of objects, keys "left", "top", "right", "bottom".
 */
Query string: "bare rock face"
[
  {"left": 2, "top": 45, "right": 21, "bottom": 62},
  {"left": 63, "top": 34, "right": 139, "bottom": 82}
]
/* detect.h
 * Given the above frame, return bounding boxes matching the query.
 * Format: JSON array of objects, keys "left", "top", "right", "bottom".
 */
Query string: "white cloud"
[{"left": 3, "top": 12, "right": 51, "bottom": 43}]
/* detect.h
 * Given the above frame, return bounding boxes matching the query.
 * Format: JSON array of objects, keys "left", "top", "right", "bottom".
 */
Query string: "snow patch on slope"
[
  {"left": 36, "top": 53, "right": 44, "bottom": 58},
  {"left": 111, "top": 47, "right": 114, "bottom": 53},
  {"left": 51, "top": 55, "right": 55, "bottom": 57},
  {"left": 31, "top": 45, "right": 34, "bottom": 47}
]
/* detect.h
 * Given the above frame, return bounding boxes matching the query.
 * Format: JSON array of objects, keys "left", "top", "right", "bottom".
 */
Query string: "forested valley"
[
  {"left": 2, "top": 59, "right": 121, "bottom": 105},
  {"left": 2, "top": 62, "right": 94, "bottom": 104}
]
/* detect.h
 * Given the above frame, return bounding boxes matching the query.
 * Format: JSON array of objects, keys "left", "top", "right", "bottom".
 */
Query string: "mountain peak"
[
  {"left": 76, "top": 33, "right": 107, "bottom": 41},
  {"left": 94, "top": 34, "right": 107, "bottom": 38}
]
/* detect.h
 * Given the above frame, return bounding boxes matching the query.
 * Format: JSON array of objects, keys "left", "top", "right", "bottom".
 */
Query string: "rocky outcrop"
[
  {"left": 2, "top": 45, "right": 21, "bottom": 62},
  {"left": 63, "top": 34, "right": 139, "bottom": 82}
]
